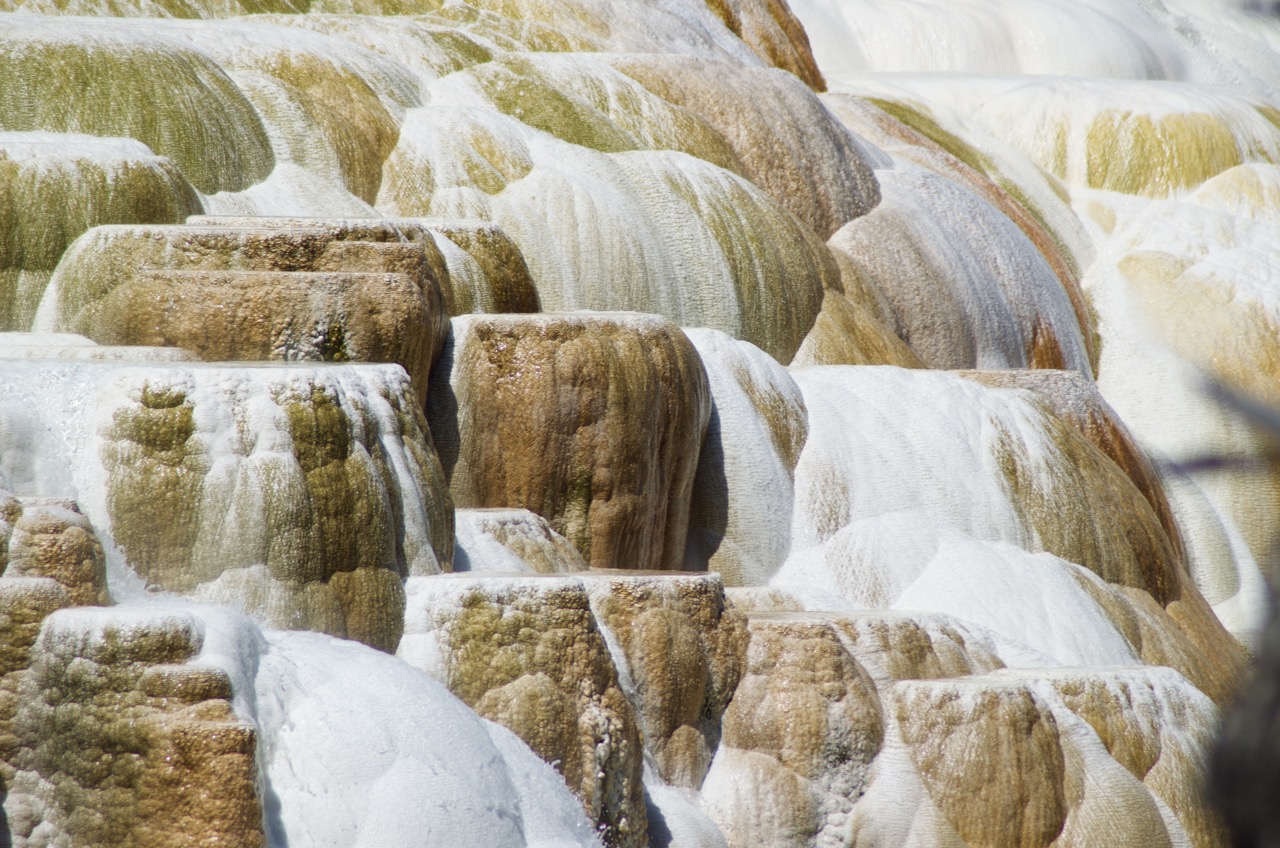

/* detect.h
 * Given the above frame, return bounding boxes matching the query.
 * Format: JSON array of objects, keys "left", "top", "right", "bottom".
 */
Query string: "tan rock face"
[
  {"left": 827, "top": 165, "right": 1092, "bottom": 374},
  {"left": 0, "top": 577, "right": 73, "bottom": 791},
  {"left": 76, "top": 268, "right": 434, "bottom": 396},
  {"left": 5, "top": 608, "right": 264, "bottom": 848},
  {"left": 1, "top": 495, "right": 109, "bottom": 607},
  {"left": 700, "top": 0, "right": 827, "bottom": 91},
  {"left": 959, "top": 369, "right": 1184, "bottom": 563},
  {"left": 790, "top": 288, "right": 925, "bottom": 368},
  {"left": 821, "top": 92, "right": 1099, "bottom": 373},
  {"left": 431, "top": 313, "right": 711, "bottom": 571},
  {"left": 428, "top": 220, "right": 541, "bottom": 316},
  {"left": 189, "top": 215, "right": 541, "bottom": 322},
  {"left": 702, "top": 613, "right": 884, "bottom": 848},
  {"left": 50, "top": 223, "right": 451, "bottom": 397},
  {"left": 895, "top": 677, "right": 1068, "bottom": 848},
  {"left": 580, "top": 570, "right": 747, "bottom": 789},
  {"left": 827, "top": 611, "right": 1006, "bottom": 689},
  {"left": 398, "top": 573, "right": 647, "bottom": 848},
  {"left": 606, "top": 55, "right": 877, "bottom": 237}
]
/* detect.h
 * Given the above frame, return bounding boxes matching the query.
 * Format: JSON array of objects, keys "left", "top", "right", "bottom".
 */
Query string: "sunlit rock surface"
[
  {"left": 399, "top": 573, "right": 646, "bottom": 847},
  {"left": 0, "top": 0, "right": 1272, "bottom": 844},
  {"left": 454, "top": 508, "right": 588, "bottom": 574},
  {"left": 828, "top": 165, "right": 1093, "bottom": 372},
  {"left": 1, "top": 492, "right": 109, "bottom": 607},
  {"left": 44, "top": 224, "right": 446, "bottom": 396},
  {"left": 187, "top": 214, "right": 540, "bottom": 317},
  {"left": 5, "top": 607, "right": 265, "bottom": 848},
  {"left": 683, "top": 329, "right": 808, "bottom": 585},
  {"left": 430, "top": 313, "right": 710, "bottom": 571},
  {"left": 0, "top": 133, "right": 202, "bottom": 332},
  {"left": 0, "top": 359, "right": 452, "bottom": 650}
]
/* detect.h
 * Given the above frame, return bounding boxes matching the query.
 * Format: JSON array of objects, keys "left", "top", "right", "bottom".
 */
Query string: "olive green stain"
[
  {"left": 0, "top": 151, "right": 201, "bottom": 330},
  {"left": 103, "top": 385, "right": 208, "bottom": 592},
  {"left": 1085, "top": 110, "right": 1244, "bottom": 196},
  {"left": 474, "top": 56, "right": 640, "bottom": 153},
  {"left": 0, "top": 38, "right": 274, "bottom": 193}
]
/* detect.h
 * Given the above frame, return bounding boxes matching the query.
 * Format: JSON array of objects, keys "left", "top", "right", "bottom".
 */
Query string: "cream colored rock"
[
  {"left": 579, "top": 570, "right": 747, "bottom": 790},
  {"left": 430, "top": 313, "right": 710, "bottom": 571},
  {"left": 0, "top": 332, "right": 197, "bottom": 362},
  {"left": 0, "top": 133, "right": 202, "bottom": 332},
  {"left": 4, "top": 607, "right": 265, "bottom": 848},
  {"left": 606, "top": 55, "right": 878, "bottom": 237},
  {"left": 959, "top": 78, "right": 1280, "bottom": 198},
  {"left": 379, "top": 101, "right": 834, "bottom": 362},
  {"left": 454, "top": 508, "right": 588, "bottom": 574},
  {"left": 398, "top": 573, "right": 647, "bottom": 848},
  {"left": 788, "top": 368, "right": 1181, "bottom": 601},
  {"left": 682, "top": 329, "right": 809, "bottom": 585},
  {"left": 700, "top": 613, "right": 883, "bottom": 848},
  {"left": 1031, "top": 666, "right": 1228, "bottom": 848},
  {"left": 781, "top": 367, "right": 1245, "bottom": 701},
  {"left": 821, "top": 92, "right": 1099, "bottom": 371}
]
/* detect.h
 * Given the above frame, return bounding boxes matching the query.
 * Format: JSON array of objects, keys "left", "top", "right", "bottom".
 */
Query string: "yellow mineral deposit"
[{"left": 0, "top": 0, "right": 1270, "bottom": 845}]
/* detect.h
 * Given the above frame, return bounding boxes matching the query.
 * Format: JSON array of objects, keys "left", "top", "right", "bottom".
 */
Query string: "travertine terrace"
[{"left": 1, "top": 0, "right": 1277, "bottom": 846}]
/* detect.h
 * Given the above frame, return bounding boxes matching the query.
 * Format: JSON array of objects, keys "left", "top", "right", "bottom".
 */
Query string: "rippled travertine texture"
[
  {"left": 398, "top": 573, "right": 647, "bottom": 848},
  {"left": 580, "top": 570, "right": 747, "bottom": 789},
  {"left": 951, "top": 79, "right": 1280, "bottom": 198},
  {"left": 782, "top": 367, "right": 1244, "bottom": 705},
  {"left": 430, "top": 313, "right": 710, "bottom": 571},
  {"left": 683, "top": 329, "right": 809, "bottom": 585},
  {"left": 957, "top": 369, "right": 1184, "bottom": 563},
  {"left": 829, "top": 164, "right": 1093, "bottom": 373},
  {"left": 0, "top": 492, "right": 109, "bottom": 607},
  {"left": 0, "top": 360, "right": 453, "bottom": 651},
  {"left": 454, "top": 508, "right": 588, "bottom": 574},
  {"left": 1075, "top": 164, "right": 1280, "bottom": 637},
  {"left": 0, "top": 134, "right": 202, "bottom": 332},
  {"left": 5, "top": 608, "right": 264, "bottom": 848},
  {"left": 187, "top": 214, "right": 539, "bottom": 318},
  {"left": 603, "top": 54, "right": 878, "bottom": 237},
  {"left": 701, "top": 613, "right": 884, "bottom": 848},
  {"left": 47, "top": 223, "right": 450, "bottom": 395},
  {"left": 0, "top": 21, "right": 274, "bottom": 195},
  {"left": 425, "top": 220, "right": 540, "bottom": 315},
  {"left": 700, "top": 0, "right": 825, "bottom": 90},
  {"left": 819, "top": 93, "right": 1100, "bottom": 371}
]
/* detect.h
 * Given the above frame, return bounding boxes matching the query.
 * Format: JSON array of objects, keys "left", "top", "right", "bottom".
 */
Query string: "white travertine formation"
[
  {"left": 0, "top": 359, "right": 452, "bottom": 650},
  {"left": 0, "top": 0, "right": 1272, "bottom": 844}
]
